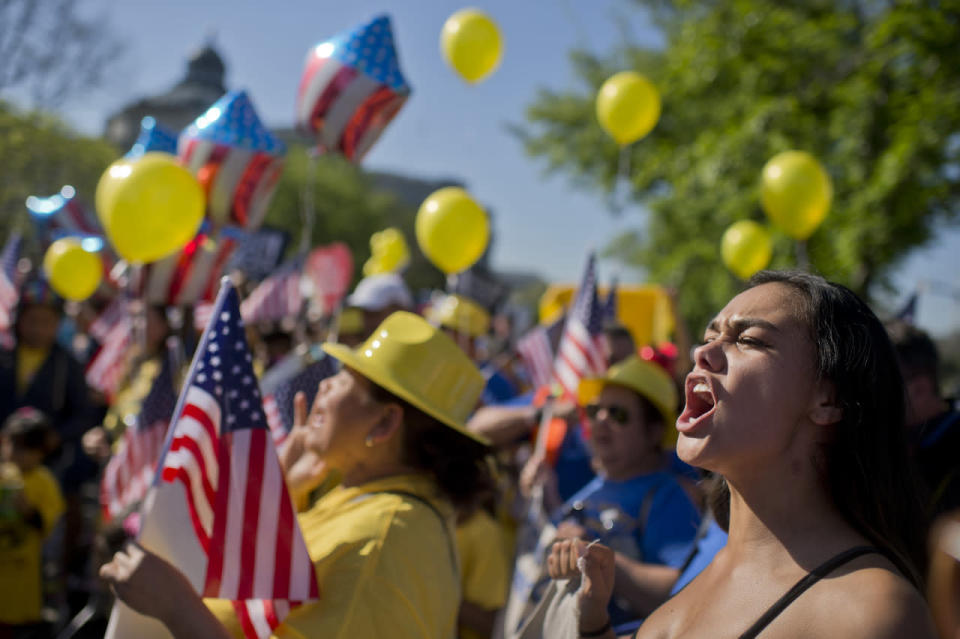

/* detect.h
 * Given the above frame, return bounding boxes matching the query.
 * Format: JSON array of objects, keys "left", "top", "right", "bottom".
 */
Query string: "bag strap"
[{"left": 374, "top": 489, "right": 459, "bottom": 574}]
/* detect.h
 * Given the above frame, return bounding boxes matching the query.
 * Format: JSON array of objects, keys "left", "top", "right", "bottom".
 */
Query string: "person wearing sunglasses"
[{"left": 551, "top": 355, "right": 702, "bottom": 630}]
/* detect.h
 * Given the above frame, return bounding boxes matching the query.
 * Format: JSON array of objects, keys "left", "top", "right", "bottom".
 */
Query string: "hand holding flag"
[{"left": 105, "top": 278, "right": 319, "bottom": 639}]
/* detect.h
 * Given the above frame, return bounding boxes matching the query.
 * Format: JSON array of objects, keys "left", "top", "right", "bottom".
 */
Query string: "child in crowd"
[{"left": 0, "top": 408, "right": 66, "bottom": 636}]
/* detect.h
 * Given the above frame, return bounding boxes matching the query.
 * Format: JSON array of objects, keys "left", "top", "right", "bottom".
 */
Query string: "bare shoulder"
[{"left": 808, "top": 557, "right": 937, "bottom": 639}]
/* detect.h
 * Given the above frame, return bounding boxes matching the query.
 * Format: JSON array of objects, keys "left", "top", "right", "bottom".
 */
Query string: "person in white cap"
[{"left": 340, "top": 274, "right": 414, "bottom": 346}]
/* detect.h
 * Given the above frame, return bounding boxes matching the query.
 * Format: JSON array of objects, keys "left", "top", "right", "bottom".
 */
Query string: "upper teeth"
[{"left": 693, "top": 382, "right": 710, "bottom": 393}]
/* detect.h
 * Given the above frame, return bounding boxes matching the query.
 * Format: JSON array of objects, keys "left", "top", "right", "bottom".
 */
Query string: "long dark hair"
[
  {"left": 368, "top": 383, "right": 496, "bottom": 513},
  {"left": 742, "top": 270, "right": 927, "bottom": 587}
]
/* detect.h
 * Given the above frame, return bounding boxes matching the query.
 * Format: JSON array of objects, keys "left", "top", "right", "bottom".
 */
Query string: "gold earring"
[{"left": 364, "top": 435, "right": 376, "bottom": 448}]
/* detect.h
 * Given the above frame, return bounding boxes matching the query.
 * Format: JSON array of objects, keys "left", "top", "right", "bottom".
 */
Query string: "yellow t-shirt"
[
  {"left": 207, "top": 474, "right": 461, "bottom": 639},
  {"left": 456, "top": 509, "right": 512, "bottom": 639},
  {"left": 15, "top": 345, "right": 50, "bottom": 395},
  {"left": 0, "top": 463, "right": 65, "bottom": 624}
]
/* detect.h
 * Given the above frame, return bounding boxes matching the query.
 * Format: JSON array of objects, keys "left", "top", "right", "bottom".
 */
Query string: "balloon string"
[
  {"left": 299, "top": 149, "right": 318, "bottom": 256},
  {"left": 795, "top": 240, "right": 809, "bottom": 271},
  {"left": 128, "top": 263, "right": 147, "bottom": 360},
  {"left": 608, "top": 144, "right": 632, "bottom": 213}
]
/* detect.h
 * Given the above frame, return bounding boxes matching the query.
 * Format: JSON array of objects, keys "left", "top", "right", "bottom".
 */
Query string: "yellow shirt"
[
  {"left": 0, "top": 463, "right": 65, "bottom": 624},
  {"left": 15, "top": 346, "right": 49, "bottom": 395},
  {"left": 456, "top": 509, "right": 512, "bottom": 639},
  {"left": 207, "top": 474, "right": 461, "bottom": 639}
]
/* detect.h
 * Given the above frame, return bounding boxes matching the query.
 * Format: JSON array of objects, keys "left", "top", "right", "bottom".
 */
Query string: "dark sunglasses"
[{"left": 585, "top": 403, "right": 631, "bottom": 425}]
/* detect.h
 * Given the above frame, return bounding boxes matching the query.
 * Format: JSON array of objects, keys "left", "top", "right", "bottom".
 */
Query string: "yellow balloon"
[
  {"left": 96, "top": 152, "right": 205, "bottom": 264},
  {"left": 42, "top": 238, "right": 102, "bottom": 301},
  {"left": 596, "top": 71, "right": 661, "bottom": 146},
  {"left": 415, "top": 187, "right": 490, "bottom": 275},
  {"left": 362, "top": 255, "right": 386, "bottom": 277},
  {"left": 721, "top": 220, "right": 773, "bottom": 280},
  {"left": 441, "top": 8, "right": 503, "bottom": 83},
  {"left": 760, "top": 151, "right": 832, "bottom": 240},
  {"left": 369, "top": 227, "right": 410, "bottom": 274}
]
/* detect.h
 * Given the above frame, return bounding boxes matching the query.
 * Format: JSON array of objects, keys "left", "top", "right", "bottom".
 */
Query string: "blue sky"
[{"left": 48, "top": 0, "right": 960, "bottom": 335}]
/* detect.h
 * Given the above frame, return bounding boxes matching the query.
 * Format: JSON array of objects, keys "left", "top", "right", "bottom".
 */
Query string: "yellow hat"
[
  {"left": 578, "top": 356, "right": 679, "bottom": 446},
  {"left": 336, "top": 307, "right": 364, "bottom": 336},
  {"left": 322, "top": 311, "right": 490, "bottom": 446},
  {"left": 426, "top": 294, "right": 491, "bottom": 338}
]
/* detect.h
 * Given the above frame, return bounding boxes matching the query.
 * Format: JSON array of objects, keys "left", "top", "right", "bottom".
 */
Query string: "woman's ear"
[
  {"left": 367, "top": 403, "right": 405, "bottom": 445},
  {"left": 809, "top": 380, "right": 843, "bottom": 427}
]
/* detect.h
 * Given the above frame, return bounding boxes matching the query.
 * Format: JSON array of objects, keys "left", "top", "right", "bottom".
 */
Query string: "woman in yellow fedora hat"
[{"left": 100, "top": 311, "right": 495, "bottom": 639}]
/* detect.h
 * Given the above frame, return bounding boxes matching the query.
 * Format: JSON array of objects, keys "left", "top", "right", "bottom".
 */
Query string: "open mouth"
[{"left": 677, "top": 374, "right": 717, "bottom": 433}]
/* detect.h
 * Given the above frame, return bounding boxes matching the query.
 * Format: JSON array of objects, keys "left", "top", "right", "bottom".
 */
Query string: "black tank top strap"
[{"left": 738, "top": 545, "right": 898, "bottom": 639}]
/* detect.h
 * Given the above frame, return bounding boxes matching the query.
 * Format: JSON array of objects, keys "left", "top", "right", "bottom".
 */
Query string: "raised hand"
[
  {"left": 279, "top": 391, "right": 328, "bottom": 505},
  {"left": 547, "top": 539, "right": 616, "bottom": 634}
]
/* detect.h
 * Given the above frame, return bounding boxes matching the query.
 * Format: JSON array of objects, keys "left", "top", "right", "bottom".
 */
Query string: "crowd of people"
[{"left": 1, "top": 264, "right": 958, "bottom": 639}]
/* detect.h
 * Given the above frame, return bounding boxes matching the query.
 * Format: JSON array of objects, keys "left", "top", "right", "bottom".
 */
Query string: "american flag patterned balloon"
[
  {"left": 296, "top": 14, "right": 411, "bottom": 162},
  {"left": 148, "top": 91, "right": 285, "bottom": 307},
  {"left": 179, "top": 90, "right": 286, "bottom": 231}
]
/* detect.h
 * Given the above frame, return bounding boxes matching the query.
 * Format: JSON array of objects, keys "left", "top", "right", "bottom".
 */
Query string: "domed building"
[{"left": 103, "top": 43, "right": 227, "bottom": 149}]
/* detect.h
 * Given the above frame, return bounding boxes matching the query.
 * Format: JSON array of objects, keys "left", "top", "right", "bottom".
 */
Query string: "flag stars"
[
  {"left": 240, "top": 400, "right": 250, "bottom": 410},
  {"left": 231, "top": 365, "right": 241, "bottom": 375},
  {"left": 211, "top": 356, "right": 221, "bottom": 367},
  {"left": 197, "top": 373, "right": 207, "bottom": 383},
  {"left": 208, "top": 342, "right": 219, "bottom": 353},
  {"left": 212, "top": 371, "right": 222, "bottom": 381},
  {"left": 242, "top": 376, "right": 252, "bottom": 385}
]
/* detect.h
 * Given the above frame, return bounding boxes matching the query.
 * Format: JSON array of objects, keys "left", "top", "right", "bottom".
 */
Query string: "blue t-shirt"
[
  {"left": 556, "top": 472, "right": 701, "bottom": 625},
  {"left": 480, "top": 366, "right": 519, "bottom": 405},
  {"left": 670, "top": 517, "right": 727, "bottom": 594}
]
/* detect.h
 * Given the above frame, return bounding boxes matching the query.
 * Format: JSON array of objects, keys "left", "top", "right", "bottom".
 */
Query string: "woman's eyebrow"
[{"left": 706, "top": 317, "right": 780, "bottom": 334}]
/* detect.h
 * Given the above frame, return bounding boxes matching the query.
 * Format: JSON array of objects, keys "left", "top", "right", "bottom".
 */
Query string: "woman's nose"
[{"left": 693, "top": 339, "right": 724, "bottom": 373}]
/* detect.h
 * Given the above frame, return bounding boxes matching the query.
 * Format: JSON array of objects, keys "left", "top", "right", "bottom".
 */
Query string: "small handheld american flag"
[
  {"left": 106, "top": 278, "right": 319, "bottom": 639},
  {"left": 100, "top": 353, "right": 177, "bottom": 522},
  {"left": 552, "top": 253, "right": 607, "bottom": 398}
]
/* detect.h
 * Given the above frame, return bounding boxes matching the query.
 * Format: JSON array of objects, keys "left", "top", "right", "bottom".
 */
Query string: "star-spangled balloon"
[
  {"left": 125, "top": 116, "right": 179, "bottom": 158},
  {"left": 183, "top": 90, "right": 285, "bottom": 155},
  {"left": 155, "top": 90, "right": 286, "bottom": 308},
  {"left": 296, "top": 14, "right": 411, "bottom": 162},
  {"left": 322, "top": 14, "right": 410, "bottom": 92}
]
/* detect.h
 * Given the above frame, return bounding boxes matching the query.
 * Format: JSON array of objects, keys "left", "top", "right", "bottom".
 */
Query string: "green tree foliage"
[
  {"left": 265, "top": 147, "right": 445, "bottom": 292},
  {"left": 515, "top": 0, "right": 960, "bottom": 331},
  {"left": 0, "top": 101, "right": 118, "bottom": 254}
]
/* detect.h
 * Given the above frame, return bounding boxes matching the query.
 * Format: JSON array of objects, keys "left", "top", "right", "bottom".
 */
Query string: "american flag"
[
  {"left": 602, "top": 276, "right": 619, "bottom": 323},
  {"left": 100, "top": 354, "right": 178, "bottom": 521},
  {"left": 89, "top": 297, "right": 126, "bottom": 343},
  {"left": 296, "top": 15, "right": 411, "bottom": 162},
  {"left": 895, "top": 291, "right": 918, "bottom": 325},
  {"left": 126, "top": 279, "right": 318, "bottom": 639},
  {"left": 516, "top": 315, "right": 565, "bottom": 390},
  {"left": 240, "top": 261, "right": 304, "bottom": 325},
  {"left": 86, "top": 315, "right": 134, "bottom": 400},
  {"left": 552, "top": 254, "right": 607, "bottom": 398},
  {"left": 262, "top": 357, "right": 336, "bottom": 448},
  {"left": 0, "top": 232, "right": 22, "bottom": 346}
]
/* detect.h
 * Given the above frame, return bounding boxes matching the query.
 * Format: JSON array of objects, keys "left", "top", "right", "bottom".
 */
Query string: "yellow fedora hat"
[
  {"left": 578, "top": 355, "right": 679, "bottom": 446},
  {"left": 426, "top": 294, "right": 491, "bottom": 338},
  {"left": 322, "top": 311, "right": 490, "bottom": 446}
]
